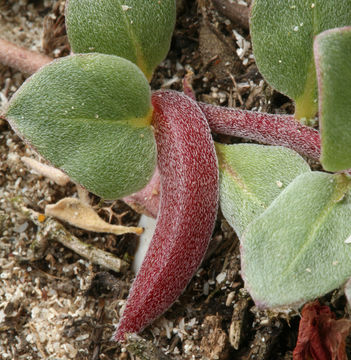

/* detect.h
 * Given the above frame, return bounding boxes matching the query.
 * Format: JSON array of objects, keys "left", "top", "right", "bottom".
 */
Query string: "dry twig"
[
  {"left": 15, "top": 201, "right": 130, "bottom": 273},
  {"left": 212, "top": 0, "right": 250, "bottom": 31},
  {"left": 21, "top": 156, "right": 70, "bottom": 186}
]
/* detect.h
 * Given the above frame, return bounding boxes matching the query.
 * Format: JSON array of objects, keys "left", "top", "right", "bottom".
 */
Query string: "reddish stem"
[
  {"left": 114, "top": 90, "right": 219, "bottom": 341},
  {"left": 199, "top": 102, "right": 321, "bottom": 162},
  {"left": 0, "top": 39, "right": 52, "bottom": 75}
]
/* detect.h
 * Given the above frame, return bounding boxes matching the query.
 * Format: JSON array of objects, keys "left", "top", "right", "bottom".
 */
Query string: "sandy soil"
[{"left": 1, "top": 1, "right": 350, "bottom": 359}]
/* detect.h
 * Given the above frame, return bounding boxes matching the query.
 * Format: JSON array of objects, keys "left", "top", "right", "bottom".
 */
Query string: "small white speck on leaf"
[
  {"left": 332, "top": 260, "right": 339, "bottom": 266},
  {"left": 121, "top": 5, "right": 132, "bottom": 11},
  {"left": 311, "top": 3, "right": 315, "bottom": 8},
  {"left": 95, "top": 114, "right": 99, "bottom": 119},
  {"left": 345, "top": 235, "right": 351, "bottom": 244},
  {"left": 306, "top": 268, "right": 312, "bottom": 273},
  {"left": 293, "top": 26, "right": 299, "bottom": 32},
  {"left": 276, "top": 180, "right": 283, "bottom": 188}
]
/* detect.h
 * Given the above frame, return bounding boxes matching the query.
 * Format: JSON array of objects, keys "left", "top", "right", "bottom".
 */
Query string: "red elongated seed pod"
[
  {"left": 199, "top": 102, "right": 321, "bottom": 162},
  {"left": 114, "top": 90, "right": 219, "bottom": 341}
]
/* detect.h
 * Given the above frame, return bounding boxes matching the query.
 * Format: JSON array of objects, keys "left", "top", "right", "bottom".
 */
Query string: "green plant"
[
  {"left": 236, "top": 0, "right": 351, "bottom": 309},
  {"left": 250, "top": 0, "right": 351, "bottom": 171},
  {"left": 2, "top": 0, "right": 351, "bottom": 346}
]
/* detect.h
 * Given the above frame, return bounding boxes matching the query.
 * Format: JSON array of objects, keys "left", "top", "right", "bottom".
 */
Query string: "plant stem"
[
  {"left": 0, "top": 39, "right": 52, "bottom": 75},
  {"left": 294, "top": 61, "right": 318, "bottom": 122},
  {"left": 199, "top": 102, "right": 321, "bottom": 161}
]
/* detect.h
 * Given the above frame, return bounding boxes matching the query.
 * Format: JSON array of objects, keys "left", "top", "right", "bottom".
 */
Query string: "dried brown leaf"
[
  {"left": 293, "top": 301, "right": 351, "bottom": 360},
  {"left": 45, "top": 198, "right": 143, "bottom": 235}
]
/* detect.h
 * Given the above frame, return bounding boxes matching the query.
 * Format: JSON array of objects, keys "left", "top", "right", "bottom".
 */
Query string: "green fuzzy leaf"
[
  {"left": 5, "top": 54, "right": 156, "bottom": 200},
  {"left": 217, "top": 143, "right": 310, "bottom": 238},
  {"left": 250, "top": 0, "right": 351, "bottom": 120},
  {"left": 66, "top": 0, "right": 176, "bottom": 80},
  {"left": 315, "top": 27, "right": 351, "bottom": 171},
  {"left": 242, "top": 171, "right": 351, "bottom": 308}
]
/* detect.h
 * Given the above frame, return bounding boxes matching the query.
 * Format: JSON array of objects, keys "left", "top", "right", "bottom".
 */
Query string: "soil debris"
[{"left": 1, "top": 0, "right": 349, "bottom": 359}]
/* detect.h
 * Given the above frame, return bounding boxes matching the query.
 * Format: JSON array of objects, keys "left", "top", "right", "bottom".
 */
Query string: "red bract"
[
  {"left": 293, "top": 301, "right": 351, "bottom": 360},
  {"left": 114, "top": 90, "right": 219, "bottom": 341}
]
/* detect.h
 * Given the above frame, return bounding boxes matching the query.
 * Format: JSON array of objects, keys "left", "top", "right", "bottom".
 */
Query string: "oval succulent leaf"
[
  {"left": 250, "top": 0, "right": 351, "bottom": 120},
  {"left": 217, "top": 143, "right": 310, "bottom": 238},
  {"left": 65, "top": 0, "right": 176, "bottom": 80},
  {"left": 5, "top": 54, "right": 156, "bottom": 199},
  {"left": 315, "top": 27, "right": 351, "bottom": 172},
  {"left": 242, "top": 171, "right": 351, "bottom": 308}
]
